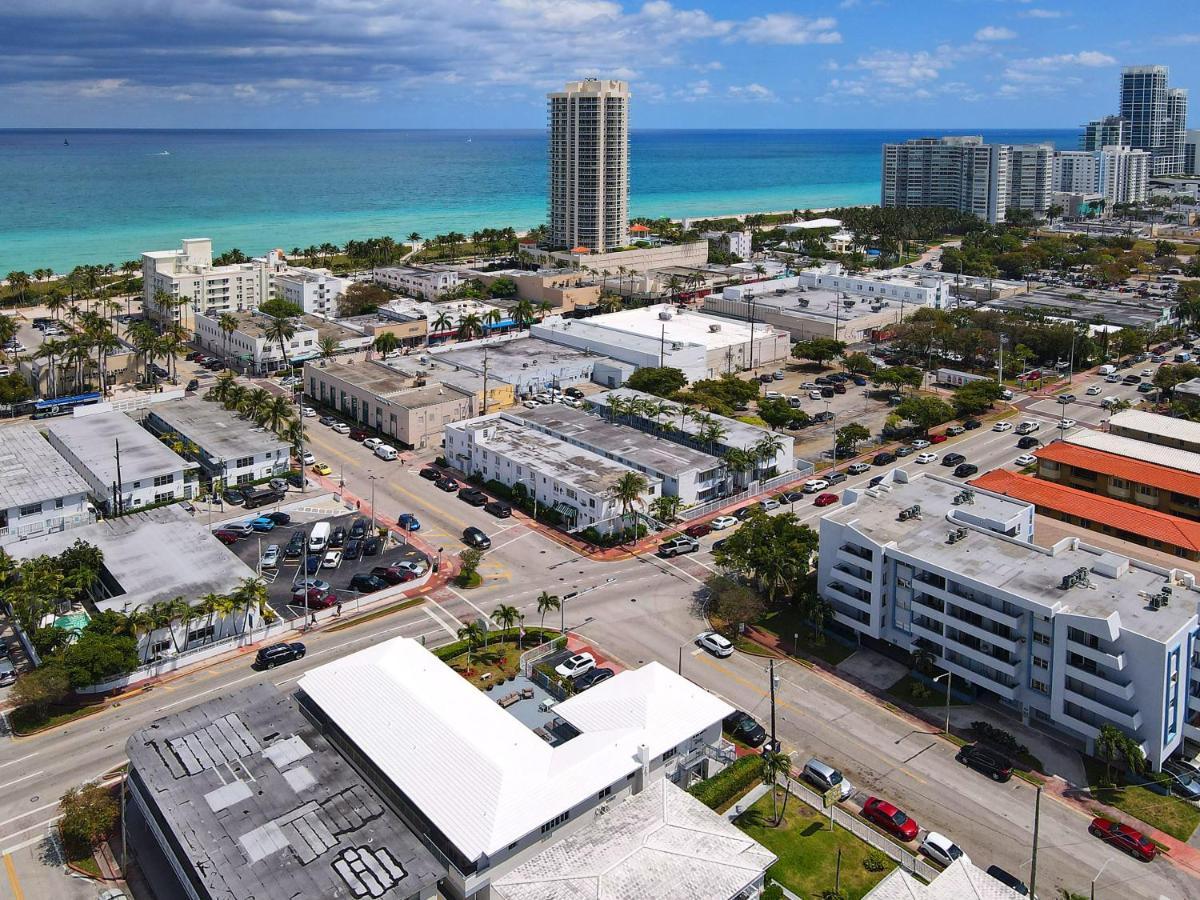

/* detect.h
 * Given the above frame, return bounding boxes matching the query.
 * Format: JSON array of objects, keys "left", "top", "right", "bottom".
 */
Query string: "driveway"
[{"left": 835, "top": 648, "right": 909, "bottom": 691}]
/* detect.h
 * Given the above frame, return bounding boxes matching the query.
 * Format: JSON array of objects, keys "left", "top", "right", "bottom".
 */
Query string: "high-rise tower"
[{"left": 1120, "top": 66, "right": 1187, "bottom": 175}]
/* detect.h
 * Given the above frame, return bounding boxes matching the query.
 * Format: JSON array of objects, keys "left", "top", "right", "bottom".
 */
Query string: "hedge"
[
  {"left": 433, "top": 628, "right": 561, "bottom": 662},
  {"left": 688, "top": 755, "right": 764, "bottom": 810}
]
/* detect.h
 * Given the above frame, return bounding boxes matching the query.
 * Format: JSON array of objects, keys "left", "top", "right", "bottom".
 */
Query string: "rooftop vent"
[
  {"left": 658, "top": 310, "right": 673, "bottom": 321},
  {"left": 709, "top": 323, "right": 721, "bottom": 332}
]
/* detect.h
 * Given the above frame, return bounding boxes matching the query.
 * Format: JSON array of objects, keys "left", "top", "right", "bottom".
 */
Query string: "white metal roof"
[
  {"left": 296, "top": 639, "right": 732, "bottom": 863},
  {"left": 1065, "top": 429, "right": 1200, "bottom": 476},
  {"left": 867, "top": 858, "right": 1026, "bottom": 899},
  {"left": 1109, "top": 408, "right": 1200, "bottom": 447},
  {"left": 492, "top": 779, "right": 774, "bottom": 900}
]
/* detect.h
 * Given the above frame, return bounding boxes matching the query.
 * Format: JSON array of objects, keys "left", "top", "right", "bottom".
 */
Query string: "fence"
[
  {"left": 775, "top": 776, "right": 941, "bottom": 884},
  {"left": 678, "top": 465, "right": 815, "bottom": 522}
]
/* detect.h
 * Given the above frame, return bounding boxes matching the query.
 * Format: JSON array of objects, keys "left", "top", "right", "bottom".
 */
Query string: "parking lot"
[{"left": 221, "top": 508, "right": 430, "bottom": 618}]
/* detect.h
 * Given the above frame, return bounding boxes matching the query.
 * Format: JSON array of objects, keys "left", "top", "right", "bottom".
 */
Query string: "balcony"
[
  {"left": 1063, "top": 688, "right": 1142, "bottom": 731},
  {"left": 831, "top": 607, "right": 871, "bottom": 633},
  {"left": 833, "top": 564, "right": 873, "bottom": 592},
  {"left": 910, "top": 619, "right": 946, "bottom": 648},
  {"left": 944, "top": 614, "right": 1020, "bottom": 655},
  {"left": 1066, "top": 664, "right": 1135, "bottom": 702},
  {"left": 1066, "top": 638, "right": 1126, "bottom": 671},
  {"left": 945, "top": 590, "right": 1024, "bottom": 632},
  {"left": 837, "top": 545, "right": 873, "bottom": 569},
  {"left": 940, "top": 656, "right": 1018, "bottom": 701},
  {"left": 943, "top": 637, "right": 1020, "bottom": 679},
  {"left": 825, "top": 581, "right": 872, "bottom": 612}
]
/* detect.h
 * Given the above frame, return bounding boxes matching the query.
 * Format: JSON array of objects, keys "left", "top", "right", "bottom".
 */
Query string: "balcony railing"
[
  {"left": 1066, "top": 638, "right": 1126, "bottom": 671},
  {"left": 1063, "top": 688, "right": 1142, "bottom": 731}
]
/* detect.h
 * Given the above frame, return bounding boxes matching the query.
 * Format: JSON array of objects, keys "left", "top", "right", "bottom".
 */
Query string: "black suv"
[
  {"left": 957, "top": 744, "right": 1014, "bottom": 782},
  {"left": 962, "top": 419, "right": 982, "bottom": 430},
  {"left": 329, "top": 526, "right": 347, "bottom": 548},
  {"left": 722, "top": 710, "right": 767, "bottom": 747},
  {"left": 349, "top": 517, "right": 369, "bottom": 539},
  {"left": 463, "top": 526, "right": 491, "bottom": 549},
  {"left": 941, "top": 452, "right": 966, "bottom": 467},
  {"left": 253, "top": 642, "right": 305, "bottom": 670},
  {"left": 954, "top": 463, "right": 979, "bottom": 478},
  {"left": 284, "top": 532, "right": 306, "bottom": 558},
  {"left": 574, "top": 667, "right": 615, "bottom": 691},
  {"left": 872, "top": 452, "right": 896, "bottom": 466},
  {"left": 1016, "top": 436, "right": 1041, "bottom": 450},
  {"left": 435, "top": 476, "right": 459, "bottom": 492},
  {"left": 485, "top": 500, "right": 512, "bottom": 518},
  {"left": 349, "top": 573, "right": 388, "bottom": 594},
  {"left": 458, "top": 488, "right": 488, "bottom": 507}
]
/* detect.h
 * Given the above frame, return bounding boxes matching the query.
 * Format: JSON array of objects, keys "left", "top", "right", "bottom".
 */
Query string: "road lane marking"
[
  {"left": 490, "top": 531, "right": 532, "bottom": 554},
  {"left": 423, "top": 607, "right": 458, "bottom": 639},
  {"left": 3, "top": 852, "right": 24, "bottom": 900},
  {"left": 0, "top": 773, "right": 41, "bottom": 793},
  {"left": 0, "top": 756, "right": 37, "bottom": 771},
  {"left": 0, "top": 803, "right": 60, "bottom": 831},
  {"left": 424, "top": 594, "right": 465, "bottom": 632},
  {"left": 443, "top": 585, "right": 496, "bottom": 623}
]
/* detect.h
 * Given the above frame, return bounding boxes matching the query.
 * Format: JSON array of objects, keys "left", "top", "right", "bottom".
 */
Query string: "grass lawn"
[
  {"left": 1083, "top": 757, "right": 1200, "bottom": 842},
  {"left": 67, "top": 850, "right": 102, "bottom": 878},
  {"left": 885, "top": 673, "right": 965, "bottom": 709},
  {"left": 326, "top": 596, "right": 424, "bottom": 632},
  {"left": 754, "top": 609, "right": 857, "bottom": 666},
  {"left": 737, "top": 790, "right": 894, "bottom": 900},
  {"left": 9, "top": 702, "right": 106, "bottom": 735}
]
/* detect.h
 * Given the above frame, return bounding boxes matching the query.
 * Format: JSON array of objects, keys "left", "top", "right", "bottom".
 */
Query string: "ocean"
[{"left": 0, "top": 128, "right": 1074, "bottom": 273}]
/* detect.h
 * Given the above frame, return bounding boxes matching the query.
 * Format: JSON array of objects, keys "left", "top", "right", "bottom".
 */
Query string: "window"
[
  {"left": 1030, "top": 679, "right": 1049, "bottom": 694},
  {"left": 187, "top": 624, "right": 215, "bottom": 645},
  {"left": 662, "top": 747, "right": 677, "bottom": 762},
  {"left": 55, "top": 498, "right": 63, "bottom": 509},
  {"left": 540, "top": 811, "right": 570, "bottom": 834},
  {"left": 1033, "top": 631, "right": 1052, "bottom": 646},
  {"left": 1033, "top": 656, "right": 1049, "bottom": 670},
  {"left": 153, "top": 474, "right": 173, "bottom": 487},
  {"left": 19, "top": 503, "right": 41, "bottom": 517},
  {"left": 598, "top": 785, "right": 612, "bottom": 800},
  {"left": 235, "top": 456, "right": 253, "bottom": 468},
  {"left": 154, "top": 491, "right": 175, "bottom": 504}
]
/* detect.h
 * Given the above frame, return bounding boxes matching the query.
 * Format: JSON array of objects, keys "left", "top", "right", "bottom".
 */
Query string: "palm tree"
[
  {"left": 492, "top": 604, "right": 519, "bottom": 634},
  {"left": 484, "top": 308, "right": 504, "bottom": 333},
  {"left": 234, "top": 577, "right": 270, "bottom": 634},
  {"left": 1096, "top": 723, "right": 1125, "bottom": 783},
  {"left": 457, "top": 313, "right": 483, "bottom": 340},
  {"left": 263, "top": 395, "right": 294, "bottom": 435},
  {"left": 605, "top": 394, "right": 626, "bottom": 423},
  {"left": 760, "top": 750, "right": 793, "bottom": 826},
  {"left": 723, "top": 447, "right": 755, "bottom": 490},
  {"left": 407, "top": 231, "right": 421, "bottom": 249},
  {"left": 5, "top": 271, "right": 31, "bottom": 306},
  {"left": 262, "top": 309, "right": 297, "bottom": 374},
  {"left": 318, "top": 335, "right": 339, "bottom": 365},
  {"left": 456, "top": 622, "right": 485, "bottom": 667},
  {"left": 223, "top": 382, "right": 248, "bottom": 412},
  {"left": 699, "top": 422, "right": 728, "bottom": 453},
  {"left": 608, "top": 472, "right": 649, "bottom": 540},
  {"left": 512, "top": 300, "right": 535, "bottom": 328},
  {"left": 281, "top": 418, "right": 307, "bottom": 459},
  {"left": 649, "top": 494, "right": 682, "bottom": 524},
  {"left": 752, "top": 434, "right": 785, "bottom": 480},
  {"left": 536, "top": 591, "right": 561, "bottom": 631},
  {"left": 218, "top": 312, "right": 239, "bottom": 367},
  {"left": 373, "top": 332, "right": 401, "bottom": 358},
  {"left": 431, "top": 311, "right": 453, "bottom": 338},
  {"left": 208, "top": 369, "right": 237, "bottom": 403},
  {"left": 537, "top": 301, "right": 553, "bottom": 321},
  {"left": 240, "top": 386, "right": 273, "bottom": 424},
  {"left": 210, "top": 592, "right": 239, "bottom": 638}
]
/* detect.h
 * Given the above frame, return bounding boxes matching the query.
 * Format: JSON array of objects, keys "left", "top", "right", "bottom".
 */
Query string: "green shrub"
[
  {"left": 863, "top": 850, "right": 889, "bottom": 872},
  {"left": 761, "top": 885, "right": 784, "bottom": 900},
  {"left": 688, "top": 756, "right": 763, "bottom": 810}
]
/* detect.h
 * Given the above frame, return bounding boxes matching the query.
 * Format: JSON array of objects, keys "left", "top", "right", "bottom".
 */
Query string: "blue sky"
[{"left": 1, "top": 0, "right": 1196, "bottom": 129}]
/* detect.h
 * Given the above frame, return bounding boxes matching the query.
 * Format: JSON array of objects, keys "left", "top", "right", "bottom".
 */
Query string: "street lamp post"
[
  {"left": 768, "top": 659, "right": 780, "bottom": 753},
  {"left": 368, "top": 474, "right": 378, "bottom": 534},
  {"left": 1090, "top": 857, "right": 1113, "bottom": 900},
  {"left": 933, "top": 670, "right": 952, "bottom": 736}
]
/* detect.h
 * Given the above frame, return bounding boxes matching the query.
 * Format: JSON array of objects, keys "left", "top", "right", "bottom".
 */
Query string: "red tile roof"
[
  {"left": 1033, "top": 441, "right": 1200, "bottom": 498},
  {"left": 971, "top": 469, "right": 1200, "bottom": 554}
]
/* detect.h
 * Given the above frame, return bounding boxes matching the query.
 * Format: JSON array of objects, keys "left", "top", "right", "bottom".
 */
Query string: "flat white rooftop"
[
  {"left": 540, "top": 304, "right": 776, "bottom": 353},
  {"left": 0, "top": 425, "right": 89, "bottom": 509},
  {"left": 1065, "top": 430, "right": 1200, "bottom": 476},
  {"left": 46, "top": 411, "right": 196, "bottom": 485},
  {"left": 296, "top": 638, "right": 731, "bottom": 863},
  {"left": 1109, "top": 409, "right": 1200, "bottom": 447}
]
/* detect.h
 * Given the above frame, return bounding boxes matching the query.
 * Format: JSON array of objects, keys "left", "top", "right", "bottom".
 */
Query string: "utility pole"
[
  {"left": 1029, "top": 785, "right": 1042, "bottom": 899},
  {"left": 482, "top": 346, "right": 490, "bottom": 415},
  {"left": 114, "top": 438, "right": 124, "bottom": 516},
  {"left": 768, "top": 658, "right": 778, "bottom": 752}
]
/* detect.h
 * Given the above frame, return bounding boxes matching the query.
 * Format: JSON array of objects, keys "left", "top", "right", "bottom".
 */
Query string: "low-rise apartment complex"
[
  {"left": 1109, "top": 409, "right": 1200, "bottom": 455},
  {"left": 45, "top": 411, "right": 198, "bottom": 514},
  {"left": 817, "top": 470, "right": 1200, "bottom": 769},
  {"left": 0, "top": 425, "right": 93, "bottom": 546},
  {"left": 373, "top": 265, "right": 462, "bottom": 300},
  {"left": 142, "top": 239, "right": 282, "bottom": 329},
  {"left": 305, "top": 360, "right": 475, "bottom": 450},
  {"left": 194, "top": 310, "right": 320, "bottom": 374}
]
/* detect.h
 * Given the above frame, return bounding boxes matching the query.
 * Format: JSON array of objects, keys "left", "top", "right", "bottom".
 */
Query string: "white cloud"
[
  {"left": 1020, "top": 8, "right": 1066, "bottom": 18},
  {"left": 734, "top": 13, "right": 842, "bottom": 45},
  {"left": 727, "top": 82, "right": 776, "bottom": 101},
  {"left": 974, "top": 25, "right": 1016, "bottom": 41}
]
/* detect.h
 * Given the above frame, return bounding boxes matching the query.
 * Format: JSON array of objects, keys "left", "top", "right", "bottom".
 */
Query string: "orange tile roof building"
[
  {"left": 971, "top": 469, "right": 1200, "bottom": 562},
  {"left": 1033, "top": 441, "right": 1200, "bottom": 523}
]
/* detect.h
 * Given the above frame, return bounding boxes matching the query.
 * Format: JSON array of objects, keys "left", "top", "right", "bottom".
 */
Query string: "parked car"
[
  {"left": 573, "top": 666, "right": 615, "bottom": 691},
  {"left": 659, "top": 535, "right": 700, "bottom": 557},
  {"left": 939, "top": 453, "right": 965, "bottom": 468},
  {"left": 348, "top": 573, "right": 389, "bottom": 594},
  {"left": 1089, "top": 817, "right": 1157, "bottom": 861},
  {"left": 953, "top": 463, "right": 979, "bottom": 478},
  {"left": 1014, "top": 454, "right": 1037, "bottom": 467},
  {"left": 803, "top": 479, "right": 829, "bottom": 494},
  {"left": 1017, "top": 436, "right": 1041, "bottom": 450},
  {"left": 910, "top": 439, "right": 930, "bottom": 450},
  {"left": 419, "top": 467, "right": 441, "bottom": 481},
  {"left": 564, "top": 387, "right": 585, "bottom": 399},
  {"left": 319, "top": 416, "right": 336, "bottom": 426},
  {"left": 734, "top": 506, "right": 756, "bottom": 521},
  {"left": 1059, "top": 394, "right": 1077, "bottom": 404},
  {"left": 1058, "top": 419, "right": 1076, "bottom": 430},
  {"left": 435, "top": 476, "right": 459, "bottom": 492},
  {"left": 362, "top": 536, "right": 382, "bottom": 556},
  {"left": 259, "top": 545, "right": 280, "bottom": 569},
  {"left": 463, "top": 526, "right": 491, "bottom": 549},
  {"left": 826, "top": 471, "right": 847, "bottom": 485},
  {"left": 1161, "top": 760, "right": 1200, "bottom": 800},
  {"left": 984, "top": 866, "right": 1030, "bottom": 896},
  {"left": 945, "top": 425, "right": 965, "bottom": 437},
  {"left": 484, "top": 500, "right": 512, "bottom": 518},
  {"left": 397, "top": 513, "right": 421, "bottom": 531},
  {"left": 394, "top": 559, "right": 428, "bottom": 577},
  {"left": 956, "top": 744, "right": 1013, "bottom": 782},
  {"left": 862, "top": 797, "right": 919, "bottom": 842},
  {"left": 705, "top": 515, "right": 735, "bottom": 531},
  {"left": 213, "top": 529, "right": 241, "bottom": 545},
  {"left": 222, "top": 488, "right": 246, "bottom": 506},
  {"left": 915, "top": 452, "right": 938, "bottom": 464},
  {"left": 370, "top": 565, "right": 417, "bottom": 585},
  {"left": 722, "top": 710, "right": 766, "bottom": 747},
  {"left": 253, "top": 642, "right": 306, "bottom": 669},
  {"left": 287, "top": 472, "right": 310, "bottom": 489},
  {"left": 555, "top": 652, "right": 596, "bottom": 679},
  {"left": 802, "top": 758, "right": 854, "bottom": 801},
  {"left": 458, "top": 488, "right": 488, "bottom": 507},
  {"left": 248, "top": 516, "right": 276, "bottom": 532},
  {"left": 873, "top": 452, "right": 896, "bottom": 466},
  {"left": 894, "top": 446, "right": 914, "bottom": 457},
  {"left": 920, "top": 832, "right": 969, "bottom": 868},
  {"left": 847, "top": 462, "right": 871, "bottom": 475},
  {"left": 695, "top": 631, "right": 734, "bottom": 658},
  {"left": 1015, "top": 421, "right": 1040, "bottom": 435},
  {"left": 685, "top": 522, "right": 712, "bottom": 538},
  {"left": 322, "top": 549, "right": 343, "bottom": 569},
  {"left": 331, "top": 423, "right": 351, "bottom": 435},
  {"left": 350, "top": 428, "right": 370, "bottom": 442},
  {"left": 344, "top": 538, "right": 363, "bottom": 560},
  {"left": 814, "top": 492, "right": 839, "bottom": 507},
  {"left": 992, "top": 422, "right": 1013, "bottom": 432},
  {"left": 962, "top": 419, "right": 982, "bottom": 430},
  {"left": 758, "top": 497, "right": 780, "bottom": 512}
]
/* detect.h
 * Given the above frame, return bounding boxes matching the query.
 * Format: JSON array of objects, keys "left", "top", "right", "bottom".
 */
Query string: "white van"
[
  {"left": 1097, "top": 364, "right": 1117, "bottom": 376},
  {"left": 308, "top": 521, "right": 331, "bottom": 553},
  {"left": 374, "top": 444, "right": 398, "bottom": 461}
]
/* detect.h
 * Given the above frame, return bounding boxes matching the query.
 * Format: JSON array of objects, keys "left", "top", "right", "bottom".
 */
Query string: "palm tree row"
[
  {"left": 128, "top": 576, "right": 274, "bottom": 658},
  {"left": 29, "top": 309, "right": 127, "bottom": 396}
]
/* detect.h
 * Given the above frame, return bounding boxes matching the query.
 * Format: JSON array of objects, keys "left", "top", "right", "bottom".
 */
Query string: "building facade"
[
  {"left": 701, "top": 230, "right": 752, "bottom": 260},
  {"left": 1082, "top": 115, "right": 1128, "bottom": 151},
  {"left": 193, "top": 310, "right": 320, "bottom": 374},
  {"left": 1006, "top": 144, "right": 1054, "bottom": 218},
  {"left": 1120, "top": 66, "right": 1189, "bottom": 176},
  {"left": 273, "top": 267, "right": 352, "bottom": 316},
  {"left": 142, "top": 240, "right": 281, "bottom": 330},
  {"left": 817, "top": 470, "right": 1200, "bottom": 770},
  {"left": 1108, "top": 409, "right": 1200, "bottom": 455},
  {"left": 882, "top": 136, "right": 1010, "bottom": 224},
  {"left": 0, "top": 425, "right": 93, "bottom": 546},
  {"left": 373, "top": 266, "right": 462, "bottom": 300},
  {"left": 548, "top": 79, "right": 630, "bottom": 253},
  {"left": 1054, "top": 146, "right": 1151, "bottom": 206}
]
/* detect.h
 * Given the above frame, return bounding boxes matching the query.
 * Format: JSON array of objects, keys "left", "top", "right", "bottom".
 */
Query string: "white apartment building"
[
  {"left": 273, "top": 266, "right": 352, "bottom": 316},
  {"left": 1006, "top": 144, "right": 1054, "bottom": 218},
  {"left": 0, "top": 425, "right": 93, "bottom": 547},
  {"left": 548, "top": 79, "right": 630, "bottom": 253},
  {"left": 1052, "top": 147, "right": 1150, "bottom": 206},
  {"left": 882, "top": 136, "right": 1010, "bottom": 224},
  {"left": 445, "top": 414, "right": 662, "bottom": 535},
  {"left": 193, "top": 310, "right": 319, "bottom": 374},
  {"left": 731, "top": 262, "right": 949, "bottom": 310},
  {"left": 142, "top": 239, "right": 283, "bottom": 330},
  {"left": 45, "top": 411, "right": 198, "bottom": 515},
  {"left": 701, "top": 230, "right": 752, "bottom": 260},
  {"left": 817, "top": 470, "right": 1200, "bottom": 770},
  {"left": 372, "top": 266, "right": 461, "bottom": 300},
  {"left": 297, "top": 637, "right": 746, "bottom": 900}
]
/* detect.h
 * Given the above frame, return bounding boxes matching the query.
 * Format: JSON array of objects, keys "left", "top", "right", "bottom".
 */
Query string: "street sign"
[{"left": 822, "top": 787, "right": 840, "bottom": 809}]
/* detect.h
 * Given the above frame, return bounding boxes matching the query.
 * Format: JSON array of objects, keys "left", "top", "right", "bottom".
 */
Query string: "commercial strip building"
[
  {"left": 0, "top": 425, "right": 93, "bottom": 546},
  {"left": 296, "top": 637, "right": 752, "bottom": 899},
  {"left": 548, "top": 78, "right": 630, "bottom": 253},
  {"left": 305, "top": 360, "right": 475, "bottom": 450},
  {"left": 468, "top": 268, "right": 601, "bottom": 315},
  {"left": 972, "top": 468, "right": 1200, "bottom": 562},
  {"left": 1109, "top": 408, "right": 1200, "bottom": 455},
  {"left": 587, "top": 388, "right": 797, "bottom": 477},
  {"left": 8, "top": 506, "right": 260, "bottom": 657},
  {"left": 532, "top": 305, "right": 789, "bottom": 383},
  {"left": 704, "top": 284, "right": 915, "bottom": 343},
  {"left": 513, "top": 404, "right": 727, "bottom": 505},
  {"left": 527, "top": 240, "right": 710, "bottom": 275},
  {"left": 881, "top": 137, "right": 1052, "bottom": 223},
  {"left": 45, "top": 410, "right": 199, "bottom": 514},
  {"left": 1034, "top": 438, "right": 1200, "bottom": 522},
  {"left": 141, "top": 396, "right": 289, "bottom": 487},
  {"left": 193, "top": 309, "right": 320, "bottom": 374},
  {"left": 444, "top": 414, "right": 662, "bottom": 534},
  {"left": 389, "top": 355, "right": 515, "bottom": 412},
  {"left": 432, "top": 335, "right": 607, "bottom": 397},
  {"left": 981, "top": 284, "right": 1177, "bottom": 330},
  {"left": 373, "top": 266, "right": 462, "bottom": 300},
  {"left": 335, "top": 309, "right": 429, "bottom": 348},
  {"left": 126, "top": 682, "right": 444, "bottom": 900},
  {"left": 817, "top": 470, "right": 1200, "bottom": 769}
]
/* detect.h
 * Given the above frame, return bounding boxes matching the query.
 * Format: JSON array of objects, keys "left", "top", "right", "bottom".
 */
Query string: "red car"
[
  {"left": 213, "top": 529, "right": 241, "bottom": 545},
  {"left": 1089, "top": 817, "right": 1157, "bottom": 862},
  {"left": 862, "top": 797, "right": 919, "bottom": 842},
  {"left": 813, "top": 493, "right": 839, "bottom": 507},
  {"left": 928, "top": 433, "right": 948, "bottom": 444},
  {"left": 296, "top": 587, "right": 338, "bottom": 609},
  {"left": 685, "top": 522, "right": 712, "bottom": 538}
]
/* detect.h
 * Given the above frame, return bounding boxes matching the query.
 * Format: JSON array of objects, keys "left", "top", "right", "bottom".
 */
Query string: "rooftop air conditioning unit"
[
  {"left": 709, "top": 323, "right": 721, "bottom": 332},
  {"left": 658, "top": 310, "right": 673, "bottom": 321}
]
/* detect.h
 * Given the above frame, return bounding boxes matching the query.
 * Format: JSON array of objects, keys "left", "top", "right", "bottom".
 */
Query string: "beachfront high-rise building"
[
  {"left": 881, "top": 136, "right": 1010, "bottom": 224},
  {"left": 1006, "top": 144, "right": 1054, "bottom": 218},
  {"left": 1185, "top": 130, "right": 1200, "bottom": 175},
  {"left": 548, "top": 78, "right": 630, "bottom": 253},
  {"left": 1081, "top": 115, "right": 1128, "bottom": 151},
  {"left": 142, "top": 239, "right": 280, "bottom": 330},
  {"left": 1119, "top": 66, "right": 1188, "bottom": 176},
  {"left": 1052, "top": 146, "right": 1150, "bottom": 207}
]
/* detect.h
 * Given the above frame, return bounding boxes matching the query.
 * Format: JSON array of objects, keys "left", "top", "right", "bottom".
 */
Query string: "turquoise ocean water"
[{"left": 0, "top": 129, "right": 1073, "bottom": 273}]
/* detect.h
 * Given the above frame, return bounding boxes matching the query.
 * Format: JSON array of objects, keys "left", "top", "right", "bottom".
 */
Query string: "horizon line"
[{"left": 1, "top": 126, "right": 1081, "bottom": 133}]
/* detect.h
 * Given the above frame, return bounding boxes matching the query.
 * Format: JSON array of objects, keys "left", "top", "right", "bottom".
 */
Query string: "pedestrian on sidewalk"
[{"left": 335, "top": 601, "right": 343, "bottom": 617}]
